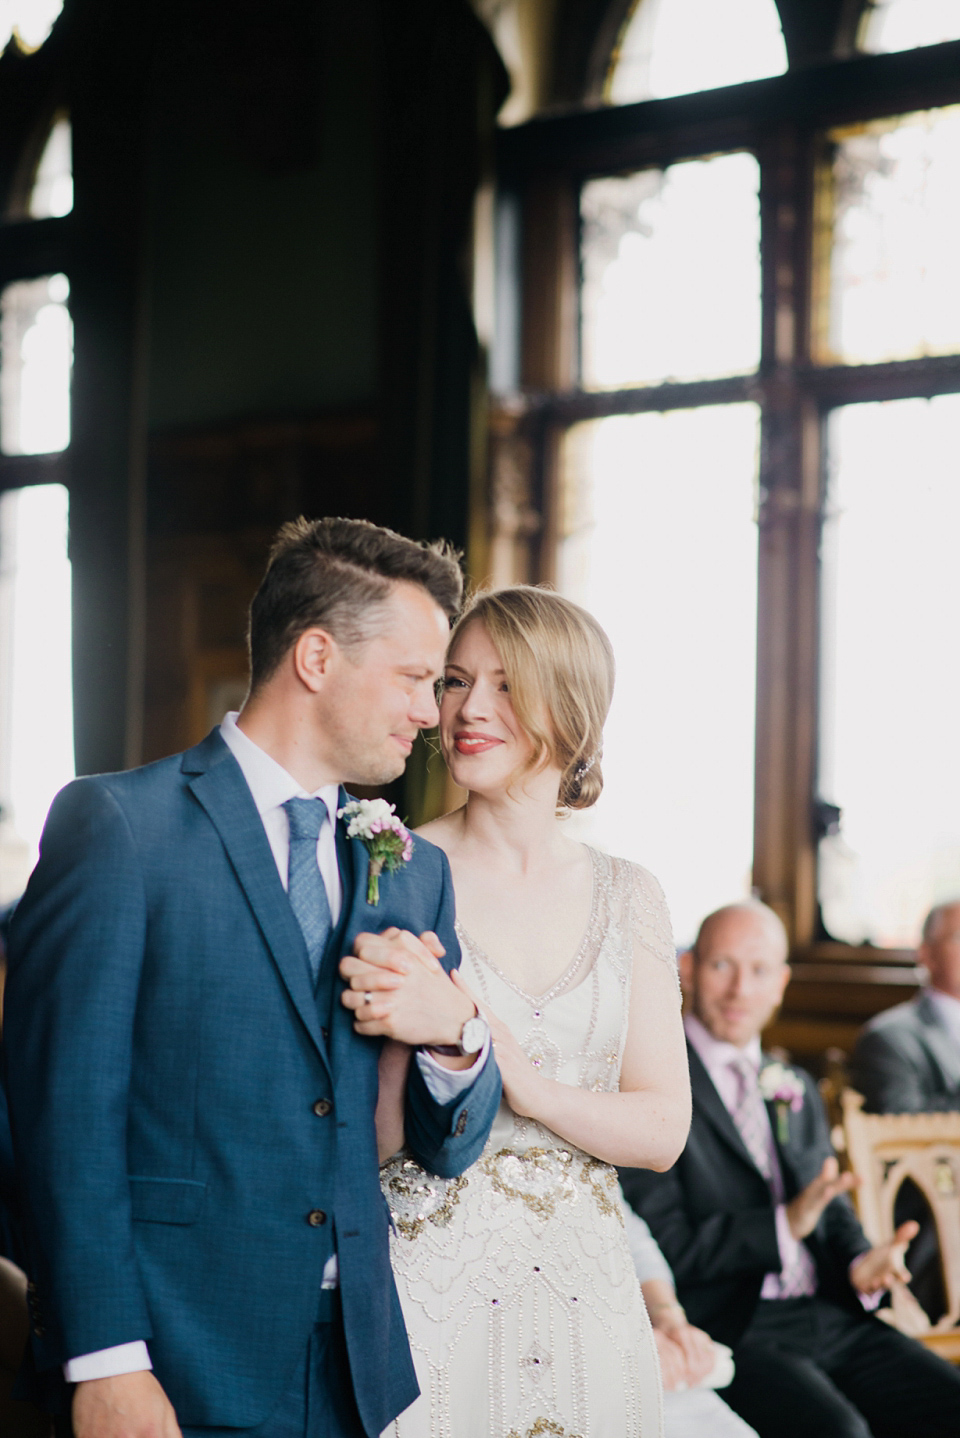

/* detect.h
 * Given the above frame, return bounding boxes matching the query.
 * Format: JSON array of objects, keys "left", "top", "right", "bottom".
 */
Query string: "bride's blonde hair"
[{"left": 449, "top": 586, "right": 615, "bottom": 811}]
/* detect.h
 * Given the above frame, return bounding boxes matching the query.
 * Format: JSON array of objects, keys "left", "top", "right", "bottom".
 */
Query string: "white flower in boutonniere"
[
  {"left": 338, "top": 799, "right": 414, "bottom": 907},
  {"left": 758, "top": 1061, "right": 805, "bottom": 1143}
]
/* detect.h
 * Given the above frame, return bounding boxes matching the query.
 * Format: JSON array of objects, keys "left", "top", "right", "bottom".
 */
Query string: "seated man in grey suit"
[
  {"left": 851, "top": 899, "right": 960, "bottom": 1113},
  {"left": 850, "top": 897, "right": 960, "bottom": 1319}
]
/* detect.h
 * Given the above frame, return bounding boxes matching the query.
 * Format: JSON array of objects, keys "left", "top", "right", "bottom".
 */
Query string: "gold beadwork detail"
[
  {"left": 383, "top": 1158, "right": 468, "bottom": 1240},
  {"left": 506, "top": 1420, "right": 583, "bottom": 1437},
  {"left": 578, "top": 1157, "right": 623, "bottom": 1222},
  {"left": 480, "top": 1146, "right": 577, "bottom": 1221}
]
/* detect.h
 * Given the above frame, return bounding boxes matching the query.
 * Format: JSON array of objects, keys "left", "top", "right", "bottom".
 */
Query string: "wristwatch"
[{"left": 431, "top": 1007, "right": 490, "bottom": 1058}]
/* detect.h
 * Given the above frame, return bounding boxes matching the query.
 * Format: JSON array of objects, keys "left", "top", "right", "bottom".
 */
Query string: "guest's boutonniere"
[
  {"left": 338, "top": 799, "right": 414, "bottom": 906},
  {"left": 758, "top": 1061, "right": 805, "bottom": 1143}
]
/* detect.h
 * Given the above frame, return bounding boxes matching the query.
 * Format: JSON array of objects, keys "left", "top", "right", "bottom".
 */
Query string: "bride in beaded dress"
[{"left": 375, "top": 587, "right": 691, "bottom": 1438}]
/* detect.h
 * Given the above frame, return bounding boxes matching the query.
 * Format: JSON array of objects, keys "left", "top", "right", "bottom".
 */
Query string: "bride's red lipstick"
[{"left": 453, "top": 731, "right": 504, "bottom": 755}]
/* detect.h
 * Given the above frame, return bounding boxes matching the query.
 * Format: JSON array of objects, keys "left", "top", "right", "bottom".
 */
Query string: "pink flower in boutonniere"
[
  {"left": 338, "top": 799, "right": 414, "bottom": 907},
  {"left": 758, "top": 1061, "right": 805, "bottom": 1143}
]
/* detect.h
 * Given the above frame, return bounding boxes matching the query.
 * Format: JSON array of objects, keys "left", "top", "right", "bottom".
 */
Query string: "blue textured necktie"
[{"left": 283, "top": 797, "right": 333, "bottom": 984}]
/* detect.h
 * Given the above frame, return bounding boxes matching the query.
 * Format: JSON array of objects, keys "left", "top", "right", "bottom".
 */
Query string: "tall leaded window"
[
  {"left": 0, "top": 483, "right": 74, "bottom": 901},
  {"left": 609, "top": 0, "right": 786, "bottom": 105},
  {"left": 494, "top": 3, "right": 960, "bottom": 961},
  {"left": 0, "top": 0, "right": 63, "bottom": 55},
  {"left": 0, "top": 274, "right": 73, "bottom": 454},
  {"left": 0, "top": 10, "right": 74, "bottom": 897},
  {"left": 28, "top": 115, "right": 73, "bottom": 219},
  {"left": 859, "top": 0, "right": 960, "bottom": 53}
]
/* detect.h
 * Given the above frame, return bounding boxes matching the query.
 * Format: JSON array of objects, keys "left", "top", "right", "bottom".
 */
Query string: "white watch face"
[{"left": 460, "top": 1015, "right": 488, "bottom": 1055}]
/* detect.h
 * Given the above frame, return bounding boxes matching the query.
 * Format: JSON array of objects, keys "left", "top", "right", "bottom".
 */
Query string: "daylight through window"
[
  {"left": 559, "top": 405, "right": 759, "bottom": 945},
  {"left": 0, "top": 484, "right": 74, "bottom": 903},
  {"left": 0, "top": 273, "right": 73, "bottom": 455},
  {"left": 609, "top": 0, "right": 786, "bottom": 105}
]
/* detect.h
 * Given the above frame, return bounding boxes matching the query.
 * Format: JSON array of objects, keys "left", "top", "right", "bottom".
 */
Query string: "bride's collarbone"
[{"left": 455, "top": 869, "right": 595, "bottom": 997}]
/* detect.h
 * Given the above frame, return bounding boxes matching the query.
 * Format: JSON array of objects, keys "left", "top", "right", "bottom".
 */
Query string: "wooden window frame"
[{"left": 490, "top": 40, "right": 960, "bottom": 1044}]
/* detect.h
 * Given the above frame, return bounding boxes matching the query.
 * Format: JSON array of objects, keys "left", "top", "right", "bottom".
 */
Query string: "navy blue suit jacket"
[{"left": 4, "top": 730, "right": 501, "bottom": 1434}]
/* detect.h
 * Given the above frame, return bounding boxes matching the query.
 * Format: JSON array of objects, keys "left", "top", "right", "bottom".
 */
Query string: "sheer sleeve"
[{"left": 626, "top": 861, "right": 681, "bottom": 1000}]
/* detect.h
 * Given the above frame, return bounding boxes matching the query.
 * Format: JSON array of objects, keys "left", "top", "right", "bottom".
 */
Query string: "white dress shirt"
[
  {"left": 65, "top": 714, "right": 485, "bottom": 1382},
  {"left": 926, "top": 988, "right": 960, "bottom": 1049}
]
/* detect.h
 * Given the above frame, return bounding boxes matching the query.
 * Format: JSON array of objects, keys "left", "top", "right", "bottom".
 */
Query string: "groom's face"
[{"left": 317, "top": 580, "right": 449, "bottom": 786}]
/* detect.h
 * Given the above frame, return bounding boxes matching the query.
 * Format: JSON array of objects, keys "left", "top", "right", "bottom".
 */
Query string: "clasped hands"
[
  {"left": 339, "top": 928, "right": 476, "bottom": 1065},
  {"left": 785, "top": 1155, "right": 919, "bottom": 1296}
]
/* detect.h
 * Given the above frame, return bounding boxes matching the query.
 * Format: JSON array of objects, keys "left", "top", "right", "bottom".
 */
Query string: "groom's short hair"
[{"left": 247, "top": 516, "right": 463, "bottom": 690}]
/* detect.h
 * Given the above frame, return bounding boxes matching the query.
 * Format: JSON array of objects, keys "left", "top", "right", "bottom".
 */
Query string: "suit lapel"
[
  {"left": 917, "top": 993, "right": 960, "bottom": 1091},
  {"left": 183, "top": 734, "right": 330, "bottom": 1071},
  {"left": 688, "top": 1041, "right": 768, "bottom": 1181}
]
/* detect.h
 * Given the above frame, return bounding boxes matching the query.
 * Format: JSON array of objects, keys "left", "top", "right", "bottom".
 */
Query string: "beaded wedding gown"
[{"left": 380, "top": 848, "right": 679, "bottom": 1438}]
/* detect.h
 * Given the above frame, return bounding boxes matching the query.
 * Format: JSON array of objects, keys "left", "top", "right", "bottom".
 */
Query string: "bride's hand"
[{"left": 450, "top": 970, "right": 546, "bottom": 1119}]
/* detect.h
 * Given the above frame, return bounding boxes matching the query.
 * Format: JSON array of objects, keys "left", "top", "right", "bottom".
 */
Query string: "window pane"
[
  {"left": 558, "top": 404, "right": 759, "bottom": 945},
  {"left": 825, "top": 106, "right": 960, "bottom": 365},
  {"left": 819, "top": 396, "right": 960, "bottom": 948},
  {"left": 0, "top": 273, "right": 73, "bottom": 455},
  {"left": 28, "top": 116, "right": 73, "bottom": 219},
  {"left": 0, "top": 484, "right": 74, "bottom": 903},
  {"left": 0, "top": 0, "right": 63, "bottom": 53},
  {"left": 860, "top": 0, "right": 960, "bottom": 53},
  {"left": 609, "top": 0, "right": 786, "bottom": 104},
  {"left": 581, "top": 152, "right": 761, "bottom": 389}
]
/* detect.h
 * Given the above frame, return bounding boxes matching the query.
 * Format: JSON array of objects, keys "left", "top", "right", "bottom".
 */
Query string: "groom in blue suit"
[{"left": 4, "top": 517, "right": 501, "bottom": 1438}]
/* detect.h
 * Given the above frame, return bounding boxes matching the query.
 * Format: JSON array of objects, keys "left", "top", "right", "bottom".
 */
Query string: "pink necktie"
[{"left": 728, "top": 1057, "right": 817, "bottom": 1298}]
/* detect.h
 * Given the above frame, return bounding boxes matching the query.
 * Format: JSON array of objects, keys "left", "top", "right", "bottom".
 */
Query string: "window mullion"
[{"left": 753, "top": 123, "right": 820, "bottom": 950}]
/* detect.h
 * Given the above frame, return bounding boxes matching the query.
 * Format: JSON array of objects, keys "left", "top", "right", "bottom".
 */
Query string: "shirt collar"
[
  {"left": 925, "top": 988, "right": 960, "bottom": 1044},
  {"left": 219, "top": 712, "right": 341, "bottom": 822},
  {"left": 685, "top": 1012, "right": 763, "bottom": 1077}
]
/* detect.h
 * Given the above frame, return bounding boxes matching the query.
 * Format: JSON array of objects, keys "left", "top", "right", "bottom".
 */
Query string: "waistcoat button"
[
  {"left": 312, "top": 1098, "right": 332, "bottom": 1117},
  {"left": 307, "top": 1209, "right": 327, "bottom": 1227}
]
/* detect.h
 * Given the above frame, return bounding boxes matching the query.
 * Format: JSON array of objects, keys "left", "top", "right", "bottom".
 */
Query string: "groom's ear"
[{"left": 293, "top": 627, "right": 339, "bottom": 692}]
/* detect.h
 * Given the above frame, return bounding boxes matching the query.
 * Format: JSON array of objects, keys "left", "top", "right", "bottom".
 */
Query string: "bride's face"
[{"left": 439, "top": 620, "right": 538, "bottom": 795}]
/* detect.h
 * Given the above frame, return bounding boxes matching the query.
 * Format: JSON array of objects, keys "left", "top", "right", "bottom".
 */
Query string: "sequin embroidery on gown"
[{"left": 380, "top": 849, "right": 680, "bottom": 1438}]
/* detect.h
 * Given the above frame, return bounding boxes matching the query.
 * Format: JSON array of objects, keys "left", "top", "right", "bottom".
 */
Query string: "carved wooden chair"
[{"left": 842, "top": 1089, "right": 960, "bottom": 1362}]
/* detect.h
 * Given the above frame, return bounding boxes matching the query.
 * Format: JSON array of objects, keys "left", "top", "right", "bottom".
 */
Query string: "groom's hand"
[
  {"left": 73, "top": 1370, "right": 182, "bottom": 1438},
  {"left": 341, "top": 929, "right": 475, "bottom": 1047}
]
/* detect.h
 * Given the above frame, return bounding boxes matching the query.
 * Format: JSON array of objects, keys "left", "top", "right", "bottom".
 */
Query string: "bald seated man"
[
  {"left": 851, "top": 899, "right": 960, "bottom": 1114},
  {"left": 619, "top": 901, "right": 960, "bottom": 1438}
]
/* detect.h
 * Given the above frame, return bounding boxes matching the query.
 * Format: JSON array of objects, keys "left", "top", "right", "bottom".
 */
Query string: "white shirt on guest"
[{"left": 64, "top": 714, "right": 485, "bottom": 1383}]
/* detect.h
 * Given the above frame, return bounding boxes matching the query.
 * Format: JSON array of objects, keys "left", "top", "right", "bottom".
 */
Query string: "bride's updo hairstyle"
[{"left": 451, "top": 586, "right": 615, "bottom": 811}]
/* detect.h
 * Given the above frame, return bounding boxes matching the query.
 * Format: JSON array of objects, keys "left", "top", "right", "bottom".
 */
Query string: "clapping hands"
[{"left": 849, "top": 1221, "right": 920, "bottom": 1296}]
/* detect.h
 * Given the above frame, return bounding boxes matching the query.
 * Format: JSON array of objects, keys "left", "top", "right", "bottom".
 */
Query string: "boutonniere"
[
  {"left": 338, "top": 799, "right": 414, "bottom": 906},
  {"left": 758, "top": 1061, "right": 805, "bottom": 1143}
]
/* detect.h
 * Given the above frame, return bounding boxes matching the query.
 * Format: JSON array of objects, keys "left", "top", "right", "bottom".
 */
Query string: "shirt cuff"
[
  {"left": 774, "top": 1203, "right": 803, "bottom": 1273},
  {"left": 415, "top": 1032, "right": 492, "bottom": 1104},
  {"left": 64, "top": 1341, "right": 152, "bottom": 1383},
  {"left": 849, "top": 1255, "right": 884, "bottom": 1310}
]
